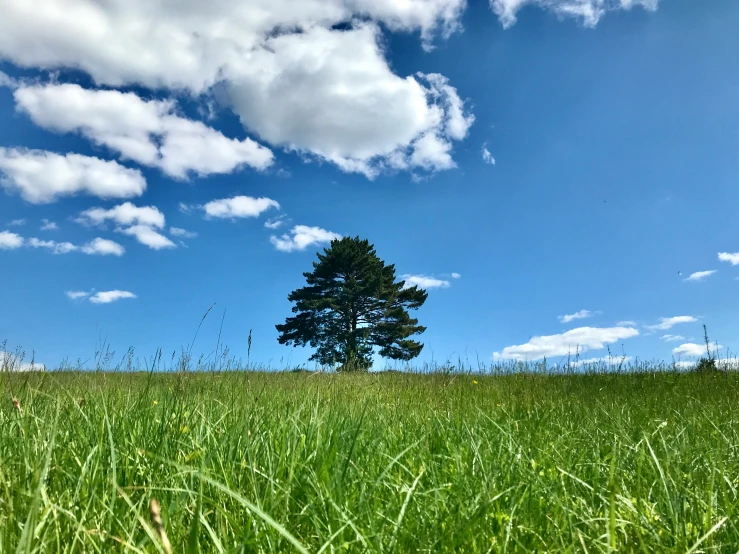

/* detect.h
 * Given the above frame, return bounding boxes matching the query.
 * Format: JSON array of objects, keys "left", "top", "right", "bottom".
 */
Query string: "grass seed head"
[
  {"left": 149, "top": 498, "right": 172, "bottom": 554},
  {"left": 11, "top": 397, "right": 21, "bottom": 412}
]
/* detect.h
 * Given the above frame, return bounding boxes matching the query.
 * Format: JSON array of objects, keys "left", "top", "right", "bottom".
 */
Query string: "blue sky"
[{"left": 1, "top": 0, "right": 738, "bottom": 370}]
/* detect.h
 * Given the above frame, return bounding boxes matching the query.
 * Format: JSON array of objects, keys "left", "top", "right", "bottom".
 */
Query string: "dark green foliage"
[{"left": 276, "top": 237, "right": 427, "bottom": 371}]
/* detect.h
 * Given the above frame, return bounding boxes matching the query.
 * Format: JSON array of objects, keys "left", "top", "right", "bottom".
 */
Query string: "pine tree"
[{"left": 276, "top": 237, "right": 428, "bottom": 371}]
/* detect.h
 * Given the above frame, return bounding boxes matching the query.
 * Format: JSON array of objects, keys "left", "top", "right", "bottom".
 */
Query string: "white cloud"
[
  {"left": 685, "top": 270, "right": 716, "bottom": 282},
  {"left": 7, "top": 218, "right": 25, "bottom": 226},
  {"left": 120, "top": 225, "right": 176, "bottom": 250},
  {"left": 0, "top": 1, "right": 472, "bottom": 178},
  {"left": 451, "top": 272, "right": 462, "bottom": 279},
  {"left": 661, "top": 334, "right": 685, "bottom": 342},
  {"left": 0, "top": 71, "right": 19, "bottom": 89},
  {"left": 26, "top": 236, "right": 125, "bottom": 256},
  {"left": 616, "top": 320, "right": 636, "bottom": 327},
  {"left": 76, "top": 202, "right": 165, "bottom": 229},
  {"left": 264, "top": 216, "right": 287, "bottom": 230},
  {"left": 646, "top": 316, "right": 697, "bottom": 331},
  {"left": 179, "top": 202, "right": 195, "bottom": 214},
  {"left": 66, "top": 290, "right": 90, "bottom": 300},
  {"left": 718, "top": 252, "right": 739, "bottom": 266},
  {"left": 0, "top": 231, "right": 24, "bottom": 249},
  {"left": 1, "top": 351, "right": 45, "bottom": 372},
  {"left": 76, "top": 202, "right": 173, "bottom": 250},
  {"left": 169, "top": 227, "right": 197, "bottom": 238},
  {"left": 80, "top": 238, "right": 125, "bottom": 256},
  {"left": 493, "top": 326, "right": 639, "bottom": 361},
  {"left": 0, "top": 148, "right": 145, "bottom": 204},
  {"left": 489, "top": 0, "right": 658, "bottom": 29},
  {"left": 481, "top": 145, "right": 496, "bottom": 165},
  {"left": 673, "top": 343, "right": 716, "bottom": 358},
  {"left": 570, "top": 356, "right": 633, "bottom": 367},
  {"left": 28, "top": 237, "right": 78, "bottom": 254},
  {"left": 271, "top": 225, "right": 341, "bottom": 253},
  {"left": 401, "top": 275, "right": 451, "bottom": 290},
  {"left": 40, "top": 219, "right": 58, "bottom": 231},
  {"left": 558, "top": 309, "right": 595, "bottom": 324},
  {"left": 89, "top": 290, "right": 137, "bottom": 304},
  {"left": 203, "top": 196, "right": 280, "bottom": 220},
  {"left": 14, "top": 83, "right": 274, "bottom": 178}
]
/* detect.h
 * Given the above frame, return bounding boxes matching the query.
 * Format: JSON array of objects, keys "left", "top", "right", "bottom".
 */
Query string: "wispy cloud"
[
  {"left": 558, "top": 310, "right": 596, "bottom": 324},
  {"left": 481, "top": 145, "right": 495, "bottom": 165},
  {"left": 7, "top": 218, "right": 25, "bottom": 226},
  {"left": 685, "top": 270, "right": 716, "bottom": 282},
  {"left": 169, "top": 227, "right": 197, "bottom": 238},
  {"left": 646, "top": 316, "right": 697, "bottom": 331},
  {"left": 264, "top": 215, "right": 287, "bottom": 229},
  {"left": 661, "top": 334, "right": 685, "bottom": 342},
  {"left": 40, "top": 219, "right": 58, "bottom": 231}
]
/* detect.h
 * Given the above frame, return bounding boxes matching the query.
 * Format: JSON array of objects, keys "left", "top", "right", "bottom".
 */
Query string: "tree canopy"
[{"left": 276, "top": 237, "right": 428, "bottom": 371}]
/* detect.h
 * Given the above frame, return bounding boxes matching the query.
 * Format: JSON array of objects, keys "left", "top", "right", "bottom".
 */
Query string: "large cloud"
[
  {"left": 0, "top": 148, "right": 146, "bottom": 204},
  {"left": 14, "top": 83, "right": 273, "bottom": 178},
  {"left": 494, "top": 326, "right": 639, "bottom": 361},
  {"left": 0, "top": 0, "right": 471, "bottom": 177}
]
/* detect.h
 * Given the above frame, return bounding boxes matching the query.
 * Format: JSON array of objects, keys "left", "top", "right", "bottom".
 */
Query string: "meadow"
[{"left": 2, "top": 364, "right": 739, "bottom": 552}]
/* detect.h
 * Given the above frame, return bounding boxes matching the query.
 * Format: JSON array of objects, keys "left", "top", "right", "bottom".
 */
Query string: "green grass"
[{"left": 2, "top": 369, "right": 739, "bottom": 552}]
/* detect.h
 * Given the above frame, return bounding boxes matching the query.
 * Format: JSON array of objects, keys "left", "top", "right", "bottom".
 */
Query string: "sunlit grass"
[{"left": 2, "top": 368, "right": 739, "bottom": 552}]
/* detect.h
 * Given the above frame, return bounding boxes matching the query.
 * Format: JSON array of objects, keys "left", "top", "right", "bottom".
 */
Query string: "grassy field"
[{"left": 2, "top": 368, "right": 739, "bottom": 552}]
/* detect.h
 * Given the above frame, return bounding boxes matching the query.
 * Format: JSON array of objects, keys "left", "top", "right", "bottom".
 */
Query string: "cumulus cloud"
[
  {"left": 203, "top": 196, "right": 280, "bottom": 220},
  {"left": 672, "top": 343, "right": 716, "bottom": 358},
  {"left": 558, "top": 309, "right": 595, "bottom": 324},
  {"left": 169, "top": 227, "right": 197, "bottom": 238},
  {"left": 493, "top": 326, "right": 639, "bottom": 361},
  {"left": 270, "top": 225, "right": 341, "bottom": 253},
  {"left": 661, "top": 334, "right": 685, "bottom": 342},
  {"left": 646, "top": 316, "right": 697, "bottom": 331},
  {"left": 40, "top": 219, "right": 58, "bottom": 231},
  {"left": 451, "top": 272, "right": 462, "bottom": 279},
  {"left": 490, "top": 0, "right": 658, "bottom": 29},
  {"left": 27, "top": 236, "right": 125, "bottom": 256},
  {"left": 401, "top": 275, "right": 451, "bottom": 290},
  {"left": 0, "top": 148, "right": 145, "bottom": 204},
  {"left": 0, "top": 231, "right": 24, "bottom": 249},
  {"left": 685, "top": 270, "right": 716, "bottom": 282},
  {"left": 718, "top": 252, "right": 739, "bottom": 266},
  {"left": 80, "top": 238, "right": 125, "bottom": 256},
  {"left": 14, "top": 83, "right": 273, "bottom": 178},
  {"left": 481, "top": 145, "right": 496, "bottom": 165},
  {"left": 0, "top": 0, "right": 474, "bottom": 178},
  {"left": 76, "top": 202, "right": 173, "bottom": 250}
]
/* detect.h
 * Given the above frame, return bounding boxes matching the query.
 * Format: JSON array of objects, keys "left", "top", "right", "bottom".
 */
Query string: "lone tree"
[{"left": 276, "top": 237, "right": 428, "bottom": 371}]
